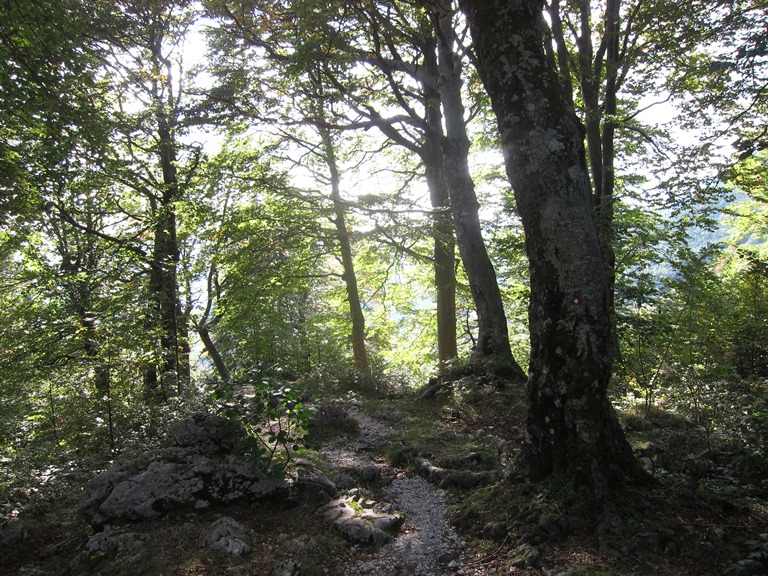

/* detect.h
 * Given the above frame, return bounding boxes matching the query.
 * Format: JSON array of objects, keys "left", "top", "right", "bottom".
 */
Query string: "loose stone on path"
[{"left": 318, "top": 406, "right": 465, "bottom": 575}]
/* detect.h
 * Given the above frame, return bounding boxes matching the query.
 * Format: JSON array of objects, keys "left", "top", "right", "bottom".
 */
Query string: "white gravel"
[
  {"left": 343, "top": 475, "right": 464, "bottom": 575},
  {"left": 321, "top": 406, "right": 469, "bottom": 575}
]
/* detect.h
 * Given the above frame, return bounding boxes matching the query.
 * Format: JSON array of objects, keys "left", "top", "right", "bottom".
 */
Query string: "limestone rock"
[
  {"left": 200, "top": 516, "right": 252, "bottom": 556},
  {"left": 292, "top": 466, "right": 337, "bottom": 499},
  {"left": 317, "top": 494, "right": 404, "bottom": 546},
  {"left": 309, "top": 404, "right": 354, "bottom": 430},
  {"left": 79, "top": 414, "right": 287, "bottom": 528},
  {"left": 272, "top": 558, "right": 301, "bottom": 576},
  {"left": 278, "top": 533, "right": 318, "bottom": 554},
  {"left": 415, "top": 456, "right": 498, "bottom": 489},
  {"left": 169, "top": 413, "right": 238, "bottom": 454},
  {"left": 69, "top": 528, "right": 147, "bottom": 570},
  {"left": 85, "top": 530, "right": 146, "bottom": 554}
]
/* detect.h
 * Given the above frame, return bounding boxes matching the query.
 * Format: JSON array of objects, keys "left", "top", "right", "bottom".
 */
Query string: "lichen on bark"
[{"left": 460, "top": 0, "right": 648, "bottom": 495}]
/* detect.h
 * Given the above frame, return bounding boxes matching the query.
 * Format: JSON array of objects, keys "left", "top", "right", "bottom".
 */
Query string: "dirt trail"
[{"left": 319, "top": 407, "right": 477, "bottom": 576}]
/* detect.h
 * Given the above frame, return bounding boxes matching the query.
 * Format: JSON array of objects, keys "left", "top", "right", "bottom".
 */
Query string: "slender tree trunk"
[
  {"left": 431, "top": 1, "right": 526, "bottom": 381},
  {"left": 459, "top": 0, "right": 646, "bottom": 494},
  {"left": 599, "top": 0, "right": 622, "bottom": 359},
  {"left": 422, "top": 32, "right": 458, "bottom": 365},
  {"left": 318, "top": 125, "right": 370, "bottom": 373},
  {"left": 195, "top": 264, "right": 231, "bottom": 382},
  {"left": 424, "top": 131, "right": 459, "bottom": 365},
  {"left": 198, "top": 324, "right": 230, "bottom": 381}
]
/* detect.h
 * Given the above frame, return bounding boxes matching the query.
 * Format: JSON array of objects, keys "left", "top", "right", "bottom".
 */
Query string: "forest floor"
[{"left": 2, "top": 376, "right": 768, "bottom": 576}]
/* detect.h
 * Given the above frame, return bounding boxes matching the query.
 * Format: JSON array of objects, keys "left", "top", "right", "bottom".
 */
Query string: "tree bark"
[
  {"left": 145, "top": 20, "right": 190, "bottom": 396},
  {"left": 551, "top": 0, "right": 622, "bottom": 358},
  {"left": 198, "top": 323, "right": 230, "bottom": 381},
  {"left": 431, "top": 0, "right": 526, "bottom": 381},
  {"left": 459, "top": 0, "right": 645, "bottom": 494},
  {"left": 599, "top": 0, "right": 621, "bottom": 359},
  {"left": 318, "top": 124, "right": 370, "bottom": 373},
  {"left": 421, "top": 31, "right": 459, "bottom": 365}
]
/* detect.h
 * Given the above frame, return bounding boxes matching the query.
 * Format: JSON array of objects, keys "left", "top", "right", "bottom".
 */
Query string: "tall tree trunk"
[
  {"left": 431, "top": 1, "right": 526, "bottom": 381},
  {"left": 318, "top": 125, "right": 370, "bottom": 373},
  {"left": 459, "top": 0, "right": 645, "bottom": 494},
  {"left": 599, "top": 0, "right": 622, "bottom": 359},
  {"left": 145, "top": 21, "right": 189, "bottom": 395},
  {"left": 424, "top": 128, "right": 459, "bottom": 365},
  {"left": 421, "top": 31, "right": 458, "bottom": 366},
  {"left": 555, "top": 0, "right": 622, "bottom": 358}
]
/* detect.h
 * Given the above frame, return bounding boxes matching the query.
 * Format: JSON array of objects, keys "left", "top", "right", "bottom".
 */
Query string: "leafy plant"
[{"left": 211, "top": 368, "right": 310, "bottom": 471}]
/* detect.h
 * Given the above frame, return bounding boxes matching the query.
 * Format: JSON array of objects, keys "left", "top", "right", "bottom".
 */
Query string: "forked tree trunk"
[
  {"left": 547, "top": 0, "right": 622, "bottom": 359},
  {"left": 460, "top": 0, "right": 646, "bottom": 494},
  {"left": 195, "top": 264, "right": 231, "bottom": 382},
  {"left": 431, "top": 0, "right": 526, "bottom": 381}
]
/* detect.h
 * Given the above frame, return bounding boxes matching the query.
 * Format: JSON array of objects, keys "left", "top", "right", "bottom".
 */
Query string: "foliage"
[
  {"left": 723, "top": 533, "right": 768, "bottom": 576},
  {"left": 210, "top": 368, "right": 310, "bottom": 471}
]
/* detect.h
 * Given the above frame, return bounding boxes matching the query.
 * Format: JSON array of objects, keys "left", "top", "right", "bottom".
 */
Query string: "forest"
[{"left": 1, "top": 0, "right": 767, "bottom": 575}]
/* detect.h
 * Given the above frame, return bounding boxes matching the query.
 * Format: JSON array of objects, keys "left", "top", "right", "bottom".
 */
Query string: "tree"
[
  {"left": 459, "top": 0, "right": 646, "bottom": 493},
  {"left": 207, "top": 0, "right": 530, "bottom": 374},
  {"left": 0, "top": 0, "right": 112, "bottom": 223},
  {"left": 275, "top": 0, "right": 463, "bottom": 366},
  {"left": 205, "top": 2, "right": 379, "bottom": 373},
  {"left": 104, "top": 0, "right": 198, "bottom": 396},
  {"left": 187, "top": 138, "right": 335, "bottom": 378},
  {"left": 316, "top": 112, "right": 371, "bottom": 373},
  {"left": 539, "top": 1, "right": 754, "bottom": 362},
  {"left": 426, "top": 0, "right": 525, "bottom": 378}
]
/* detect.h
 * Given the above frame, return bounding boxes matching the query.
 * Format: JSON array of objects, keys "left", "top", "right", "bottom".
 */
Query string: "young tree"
[
  {"left": 316, "top": 112, "right": 371, "bottom": 373},
  {"left": 459, "top": 0, "right": 646, "bottom": 493},
  {"left": 368, "top": 3, "right": 459, "bottom": 365},
  {"left": 187, "top": 139, "right": 334, "bottom": 378}
]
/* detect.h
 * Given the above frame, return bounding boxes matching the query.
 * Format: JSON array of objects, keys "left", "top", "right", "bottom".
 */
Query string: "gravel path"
[
  {"left": 319, "top": 407, "right": 394, "bottom": 470},
  {"left": 320, "top": 407, "right": 471, "bottom": 576},
  {"left": 345, "top": 475, "right": 464, "bottom": 575}
]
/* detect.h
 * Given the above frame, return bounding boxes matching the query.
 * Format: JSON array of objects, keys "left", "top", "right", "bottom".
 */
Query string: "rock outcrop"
[
  {"left": 199, "top": 516, "right": 253, "bottom": 556},
  {"left": 79, "top": 414, "right": 286, "bottom": 528}
]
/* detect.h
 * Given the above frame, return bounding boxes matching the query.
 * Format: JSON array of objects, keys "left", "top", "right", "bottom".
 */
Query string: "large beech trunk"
[
  {"left": 431, "top": 1, "right": 526, "bottom": 381},
  {"left": 459, "top": 0, "right": 645, "bottom": 493}
]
